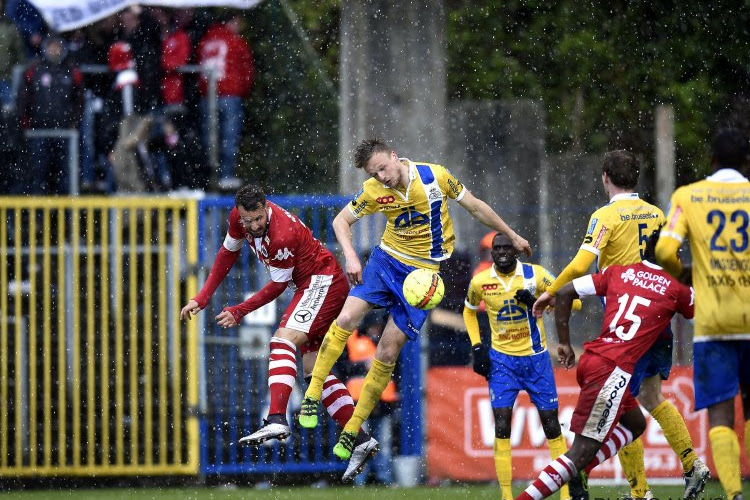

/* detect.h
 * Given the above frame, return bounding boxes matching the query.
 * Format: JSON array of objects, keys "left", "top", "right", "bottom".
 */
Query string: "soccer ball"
[{"left": 402, "top": 268, "right": 445, "bottom": 310}]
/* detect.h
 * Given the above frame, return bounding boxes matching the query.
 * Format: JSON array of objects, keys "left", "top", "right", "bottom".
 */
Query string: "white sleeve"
[
  {"left": 268, "top": 266, "right": 293, "bottom": 283},
  {"left": 572, "top": 275, "right": 597, "bottom": 298},
  {"left": 222, "top": 233, "right": 244, "bottom": 252}
]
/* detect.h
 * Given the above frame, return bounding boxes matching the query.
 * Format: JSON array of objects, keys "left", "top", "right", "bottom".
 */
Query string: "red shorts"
[
  {"left": 279, "top": 271, "right": 349, "bottom": 355},
  {"left": 569, "top": 352, "right": 639, "bottom": 442}
]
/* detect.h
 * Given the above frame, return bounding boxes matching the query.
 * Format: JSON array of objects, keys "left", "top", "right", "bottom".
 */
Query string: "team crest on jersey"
[
  {"left": 428, "top": 187, "right": 441, "bottom": 201},
  {"left": 273, "top": 247, "right": 294, "bottom": 261}
]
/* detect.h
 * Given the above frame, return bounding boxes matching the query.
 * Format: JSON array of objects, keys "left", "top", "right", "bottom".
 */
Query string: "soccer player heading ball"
[{"left": 298, "top": 138, "right": 531, "bottom": 475}]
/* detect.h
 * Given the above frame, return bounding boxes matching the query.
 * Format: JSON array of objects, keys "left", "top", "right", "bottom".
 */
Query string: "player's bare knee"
[
  {"left": 637, "top": 391, "right": 664, "bottom": 413},
  {"left": 620, "top": 408, "right": 647, "bottom": 438},
  {"left": 374, "top": 344, "right": 400, "bottom": 364},
  {"left": 493, "top": 408, "right": 512, "bottom": 438},
  {"left": 538, "top": 409, "right": 562, "bottom": 438}
]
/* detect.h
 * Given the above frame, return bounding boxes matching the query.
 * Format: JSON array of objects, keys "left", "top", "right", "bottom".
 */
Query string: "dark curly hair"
[{"left": 234, "top": 184, "right": 266, "bottom": 211}]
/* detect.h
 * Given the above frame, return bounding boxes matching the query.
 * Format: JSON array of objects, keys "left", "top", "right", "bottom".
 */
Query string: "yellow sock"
[
  {"left": 617, "top": 437, "right": 650, "bottom": 497},
  {"left": 304, "top": 320, "right": 352, "bottom": 399},
  {"left": 709, "top": 425, "right": 742, "bottom": 498},
  {"left": 548, "top": 434, "right": 570, "bottom": 500},
  {"left": 494, "top": 438, "right": 513, "bottom": 500},
  {"left": 650, "top": 400, "right": 698, "bottom": 473},
  {"left": 343, "top": 358, "right": 396, "bottom": 433}
]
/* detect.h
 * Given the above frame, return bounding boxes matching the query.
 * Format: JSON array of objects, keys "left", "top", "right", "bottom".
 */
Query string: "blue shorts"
[
  {"left": 488, "top": 349, "right": 559, "bottom": 411},
  {"left": 629, "top": 334, "right": 673, "bottom": 397},
  {"left": 349, "top": 246, "right": 429, "bottom": 340},
  {"left": 694, "top": 340, "right": 750, "bottom": 411}
]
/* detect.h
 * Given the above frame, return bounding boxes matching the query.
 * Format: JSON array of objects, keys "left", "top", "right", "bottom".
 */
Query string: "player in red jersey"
[
  {"left": 180, "top": 184, "right": 377, "bottom": 480},
  {"left": 516, "top": 232, "right": 694, "bottom": 500}
]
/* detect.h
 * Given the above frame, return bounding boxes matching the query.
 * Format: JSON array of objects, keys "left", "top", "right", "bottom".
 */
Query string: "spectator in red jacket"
[
  {"left": 161, "top": 10, "right": 191, "bottom": 107},
  {"left": 197, "top": 12, "right": 253, "bottom": 191}
]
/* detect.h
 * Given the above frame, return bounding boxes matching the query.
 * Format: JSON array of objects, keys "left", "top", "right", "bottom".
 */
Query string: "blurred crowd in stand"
[{"left": 0, "top": 0, "right": 254, "bottom": 195}]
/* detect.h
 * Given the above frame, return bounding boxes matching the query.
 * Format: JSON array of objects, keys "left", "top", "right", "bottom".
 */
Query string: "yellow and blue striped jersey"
[
  {"left": 662, "top": 169, "right": 750, "bottom": 339},
  {"left": 464, "top": 261, "right": 554, "bottom": 356},
  {"left": 347, "top": 160, "right": 465, "bottom": 269},
  {"left": 581, "top": 193, "right": 664, "bottom": 270}
]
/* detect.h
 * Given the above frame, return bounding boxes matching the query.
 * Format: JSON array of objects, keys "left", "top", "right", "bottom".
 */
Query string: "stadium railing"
[{"left": 0, "top": 194, "right": 421, "bottom": 479}]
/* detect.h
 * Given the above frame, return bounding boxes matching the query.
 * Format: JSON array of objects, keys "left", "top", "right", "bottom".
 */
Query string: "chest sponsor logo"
[
  {"left": 497, "top": 299, "right": 526, "bottom": 322},
  {"left": 394, "top": 207, "right": 429, "bottom": 229}
]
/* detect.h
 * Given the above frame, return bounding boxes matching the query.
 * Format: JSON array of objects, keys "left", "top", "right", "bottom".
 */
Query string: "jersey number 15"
[{"left": 609, "top": 293, "right": 651, "bottom": 341}]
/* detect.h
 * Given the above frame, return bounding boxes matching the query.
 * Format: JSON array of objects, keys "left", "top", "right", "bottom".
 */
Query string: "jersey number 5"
[{"left": 609, "top": 293, "right": 651, "bottom": 341}]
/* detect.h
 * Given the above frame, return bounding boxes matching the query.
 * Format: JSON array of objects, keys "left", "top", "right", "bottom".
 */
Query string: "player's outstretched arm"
[
  {"left": 219, "top": 280, "right": 289, "bottom": 326},
  {"left": 332, "top": 207, "right": 363, "bottom": 285},
  {"left": 181, "top": 246, "right": 241, "bottom": 322},
  {"left": 457, "top": 190, "right": 532, "bottom": 257}
]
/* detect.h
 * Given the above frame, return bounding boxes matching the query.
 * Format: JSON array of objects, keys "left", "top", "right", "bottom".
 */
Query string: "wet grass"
[{"left": 0, "top": 480, "right": 744, "bottom": 500}]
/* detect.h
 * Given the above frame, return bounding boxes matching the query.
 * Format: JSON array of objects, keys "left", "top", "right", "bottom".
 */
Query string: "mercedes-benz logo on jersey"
[{"left": 294, "top": 309, "right": 313, "bottom": 323}]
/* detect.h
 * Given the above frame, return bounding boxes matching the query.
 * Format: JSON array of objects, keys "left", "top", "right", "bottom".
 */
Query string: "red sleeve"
[
  {"left": 192, "top": 246, "right": 240, "bottom": 308},
  {"left": 677, "top": 285, "right": 695, "bottom": 319},
  {"left": 223, "top": 280, "right": 287, "bottom": 323}
]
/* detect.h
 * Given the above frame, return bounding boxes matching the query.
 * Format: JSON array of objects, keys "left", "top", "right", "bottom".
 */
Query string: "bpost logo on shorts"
[
  {"left": 376, "top": 195, "right": 395, "bottom": 204},
  {"left": 293, "top": 309, "right": 313, "bottom": 323}
]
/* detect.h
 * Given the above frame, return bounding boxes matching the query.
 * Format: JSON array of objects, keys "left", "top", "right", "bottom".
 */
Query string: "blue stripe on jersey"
[
  {"left": 416, "top": 164, "right": 444, "bottom": 258},
  {"left": 428, "top": 200, "right": 443, "bottom": 258},
  {"left": 522, "top": 264, "right": 543, "bottom": 353},
  {"left": 416, "top": 164, "right": 434, "bottom": 184},
  {"left": 522, "top": 263, "right": 534, "bottom": 280}
]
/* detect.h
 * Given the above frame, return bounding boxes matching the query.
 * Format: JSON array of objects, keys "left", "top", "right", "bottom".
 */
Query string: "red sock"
[
  {"left": 516, "top": 454, "right": 576, "bottom": 500},
  {"left": 585, "top": 424, "right": 635, "bottom": 473},
  {"left": 321, "top": 373, "right": 355, "bottom": 427},
  {"left": 267, "top": 337, "right": 297, "bottom": 416}
]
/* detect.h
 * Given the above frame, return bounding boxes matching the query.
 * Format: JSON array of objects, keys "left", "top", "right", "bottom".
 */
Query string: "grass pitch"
[{"left": 1, "top": 480, "right": 744, "bottom": 500}]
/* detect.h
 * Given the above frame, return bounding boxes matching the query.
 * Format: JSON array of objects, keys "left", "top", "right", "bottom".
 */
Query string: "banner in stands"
[
  {"left": 427, "top": 365, "right": 750, "bottom": 482},
  {"left": 28, "top": 0, "right": 263, "bottom": 33}
]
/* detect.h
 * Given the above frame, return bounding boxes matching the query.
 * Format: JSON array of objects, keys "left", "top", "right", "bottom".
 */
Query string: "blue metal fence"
[{"left": 195, "top": 195, "right": 422, "bottom": 477}]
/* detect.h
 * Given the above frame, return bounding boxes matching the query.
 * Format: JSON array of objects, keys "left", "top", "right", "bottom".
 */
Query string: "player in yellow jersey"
[
  {"left": 464, "top": 233, "right": 586, "bottom": 500},
  {"left": 656, "top": 128, "right": 750, "bottom": 500},
  {"left": 298, "top": 138, "right": 531, "bottom": 478},
  {"left": 533, "top": 150, "right": 708, "bottom": 499}
]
